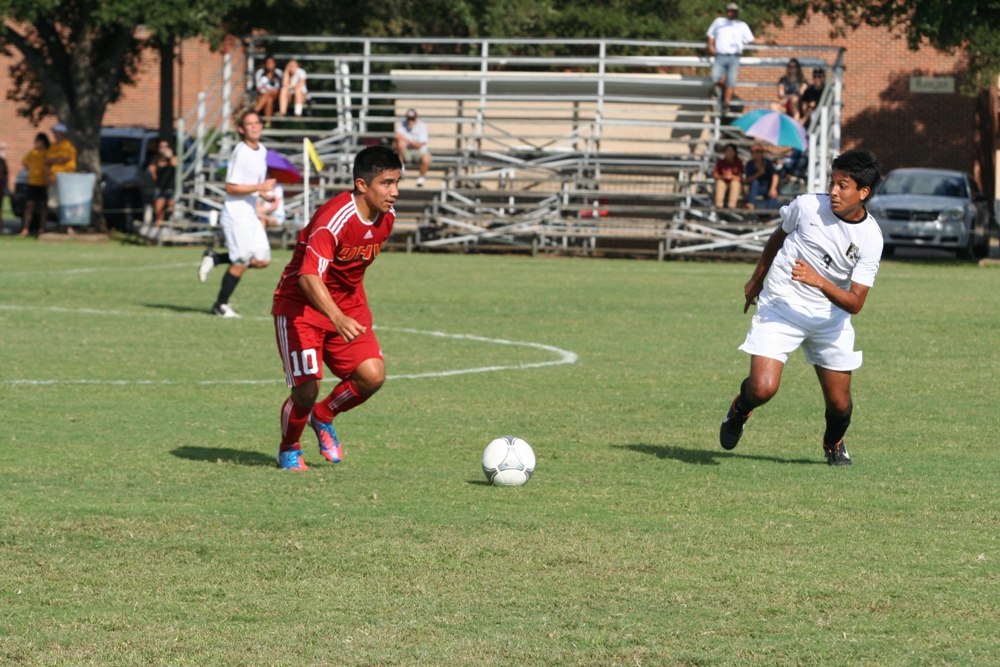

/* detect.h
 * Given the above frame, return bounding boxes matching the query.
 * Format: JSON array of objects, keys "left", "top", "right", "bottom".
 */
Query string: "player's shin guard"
[
  {"left": 311, "top": 379, "right": 369, "bottom": 422},
  {"left": 734, "top": 377, "right": 756, "bottom": 418},
  {"left": 823, "top": 403, "right": 853, "bottom": 447},
  {"left": 280, "top": 396, "right": 311, "bottom": 452},
  {"left": 215, "top": 270, "right": 241, "bottom": 307}
]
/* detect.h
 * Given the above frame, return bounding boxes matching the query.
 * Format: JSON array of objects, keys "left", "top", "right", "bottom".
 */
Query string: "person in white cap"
[
  {"left": 706, "top": 3, "right": 755, "bottom": 112},
  {"left": 393, "top": 109, "right": 431, "bottom": 187}
]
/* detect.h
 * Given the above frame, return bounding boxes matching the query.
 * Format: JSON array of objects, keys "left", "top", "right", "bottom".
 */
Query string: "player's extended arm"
[
  {"left": 743, "top": 226, "right": 788, "bottom": 313},
  {"left": 227, "top": 178, "right": 276, "bottom": 197},
  {"left": 790, "top": 260, "right": 871, "bottom": 314},
  {"left": 298, "top": 274, "right": 367, "bottom": 342}
]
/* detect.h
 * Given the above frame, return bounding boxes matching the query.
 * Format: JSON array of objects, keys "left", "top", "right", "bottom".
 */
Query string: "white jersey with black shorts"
[
  {"left": 220, "top": 141, "right": 271, "bottom": 265},
  {"left": 740, "top": 193, "right": 883, "bottom": 371}
]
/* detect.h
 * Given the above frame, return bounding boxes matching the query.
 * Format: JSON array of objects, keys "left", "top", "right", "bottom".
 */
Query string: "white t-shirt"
[
  {"left": 706, "top": 18, "right": 755, "bottom": 55},
  {"left": 271, "top": 184, "right": 286, "bottom": 221},
  {"left": 759, "top": 193, "right": 883, "bottom": 318},
  {"left": 256, "top": 68, "right": 282, "bottom": 93},
  {"left": 222, "top": 141, "right": 268, "bottom": 223},
  {"left": 289, "top": 68, "right": 308, "bottom": 93},
  {"left": 396, "top": 119, "right": 429, "bottom": 146}
]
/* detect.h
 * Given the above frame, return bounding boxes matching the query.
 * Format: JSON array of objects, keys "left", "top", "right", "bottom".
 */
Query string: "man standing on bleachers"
[
  {"left": 394, "top": 109, "right": 431, "bottom": 187},
  {"left": 706, "top": 3, "right": 755, "bottom": 114}
]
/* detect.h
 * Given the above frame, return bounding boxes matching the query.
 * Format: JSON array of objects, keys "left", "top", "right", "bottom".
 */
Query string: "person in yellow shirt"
[
  {"left": 46, "top": 122, "right": 78, "bottom": 231},
  {"left": 21, "top": 133, "right": 50, "bottom": 236}
]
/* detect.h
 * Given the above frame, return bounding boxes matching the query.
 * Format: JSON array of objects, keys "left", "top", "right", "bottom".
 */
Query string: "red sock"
[
  {"left": 280, "top": 396, "right": 311, "bottom": 452},
  {"left": 311, "top": 379, "right": 369, "bottom": 423}
]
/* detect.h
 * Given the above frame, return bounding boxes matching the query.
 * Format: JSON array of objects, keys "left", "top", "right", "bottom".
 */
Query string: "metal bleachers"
[{"left": 166, "top": 37, "right": 844, "bottom": 258}]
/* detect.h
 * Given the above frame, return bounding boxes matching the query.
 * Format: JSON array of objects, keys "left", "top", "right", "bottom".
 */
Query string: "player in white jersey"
[
  {"left": 197, "top": 110, "right": 275, "bottom": 318},
  {"left": 719, "top": 150, "right": 883, "bottom": 465}
]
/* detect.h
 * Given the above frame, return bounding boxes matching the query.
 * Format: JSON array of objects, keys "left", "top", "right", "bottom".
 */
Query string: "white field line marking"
[
  {"left": 0, "top": 305, "right": 578, "bottom": 386},
  {"left": 0, "top": 262, "right": 197, "bottom": 277}
]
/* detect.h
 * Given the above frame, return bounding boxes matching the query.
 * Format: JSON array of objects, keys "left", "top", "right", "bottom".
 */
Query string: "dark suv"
[{"left": 12, "top": 127, "right": 162, "bottom": 232}]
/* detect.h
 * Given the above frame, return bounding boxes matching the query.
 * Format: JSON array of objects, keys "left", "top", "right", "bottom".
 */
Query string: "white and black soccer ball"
[{"left": 482, "top": 436, "right": 535, "bottom": 486}]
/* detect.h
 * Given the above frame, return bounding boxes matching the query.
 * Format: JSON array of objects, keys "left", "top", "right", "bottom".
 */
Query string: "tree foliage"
[{"left": 0, "top": 0, "right": 245, "bottom": 227}]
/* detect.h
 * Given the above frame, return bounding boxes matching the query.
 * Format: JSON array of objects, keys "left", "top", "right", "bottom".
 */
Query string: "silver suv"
[{"left": 866, "top": 168, "right": 992, "bottom": 259}]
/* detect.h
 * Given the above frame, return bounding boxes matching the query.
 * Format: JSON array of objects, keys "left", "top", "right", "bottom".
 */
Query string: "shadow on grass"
[
  {"left": 171, "top": 446, "right": 275, "bottom": 467},
  {"left": 465, "top": 480, "right": 492, "bottom": 486},
  {"left": 614, "top": 444, "right": 823, "bottom": 466},
  {"left": 144, "top": 303, "right": 212, "bottom": 315}
]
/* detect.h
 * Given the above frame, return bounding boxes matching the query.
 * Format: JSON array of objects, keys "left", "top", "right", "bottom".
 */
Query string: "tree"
[
  {"left": 0, "top": 0, "right": 240, "bottom": 229},
  {"left": 780, "top": 0, "right": 1000, "bottom": 92}
]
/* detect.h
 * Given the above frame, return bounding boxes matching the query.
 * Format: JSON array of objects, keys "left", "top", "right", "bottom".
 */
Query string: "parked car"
[
  {"left": 11, "top": 126, "right": 163, "bottom": 232},
  {"left": 866, "top": 168, "right": 992, "bottom": 259},
  {"left": 98, "top": 127, "right": 161, "bottom": 232}
]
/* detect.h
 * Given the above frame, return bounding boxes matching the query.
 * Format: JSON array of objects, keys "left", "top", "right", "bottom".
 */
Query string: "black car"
[{"left": 11, "top": 127, "right": 163, "bottom": 232}]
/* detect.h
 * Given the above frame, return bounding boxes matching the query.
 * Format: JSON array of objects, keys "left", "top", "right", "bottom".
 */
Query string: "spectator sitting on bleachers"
[
  {"left": 799, "top": 68, "right": 827, "bottom": 127},
  {"left": 394, "top": 108, "right": 431, "bottom": 187},
  {"left": 257, "top": 171, "right": 286, "bottom": 227},
  {"left": 713, "top": 143, "right": 743, "bottom": 209},
  {"left": 254, "top": 56, "right": 282, "bottom": 127},
  {"left": 744, "top": 144, "right": 779, "bottom": 210},
  {"left": 769, "top": 59, "right": 807, "bottom": 121},
  {"left": 279, "top": 60, "right": 308, "bottom": 117}
]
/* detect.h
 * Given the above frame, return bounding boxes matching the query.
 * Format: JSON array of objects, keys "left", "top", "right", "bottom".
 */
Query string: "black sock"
[
  {"left": 824, "top": 403, "right": 853, "bottom": 445},
  {"left": 734, "top": 377, "right": 755, "bottom": 417},
  {"left": 214, "top": 251, "right": 231, "bottom": 265},
  {"left": 214, "top": 270, "right": 241, "bottom": 308}
]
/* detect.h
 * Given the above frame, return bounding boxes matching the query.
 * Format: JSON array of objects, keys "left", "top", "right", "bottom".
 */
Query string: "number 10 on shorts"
[{"left": 289, "top": 349, "right": 319, "bottom": 377}]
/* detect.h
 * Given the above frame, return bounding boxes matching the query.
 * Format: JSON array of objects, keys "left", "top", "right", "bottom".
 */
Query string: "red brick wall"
[
  {"left": 749, "top": 12, "right": 979, "bottom": 176},
  {"left": 0, "top": 36, "right": 227, "bottom": 185}
]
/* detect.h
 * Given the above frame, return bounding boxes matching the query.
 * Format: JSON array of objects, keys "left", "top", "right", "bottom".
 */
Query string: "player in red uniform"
[{"left": 271, "top": 145, "right": 401, "bottom": 470}]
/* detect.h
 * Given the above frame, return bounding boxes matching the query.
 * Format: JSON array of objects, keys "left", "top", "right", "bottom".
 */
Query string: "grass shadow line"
[
  {"left": 614, "top": 443, "right": 823, "bottom": 466},
  {"left": 144, "top": 303, "right": 212, "bottom": 315},
  {"left": 171, "top": 446, "right": 276, "bottom": 467}
]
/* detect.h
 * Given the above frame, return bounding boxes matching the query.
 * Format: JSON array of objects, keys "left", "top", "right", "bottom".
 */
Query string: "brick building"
[
  {"left": 0, "top": 37, "right": 229, "bottom": 180},
  {"left": 752, "top": 12, "right": 995, "bottom": 199}
]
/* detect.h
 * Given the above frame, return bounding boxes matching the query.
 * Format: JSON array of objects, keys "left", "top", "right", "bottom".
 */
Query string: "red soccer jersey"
[{"left": 272, "top": 190, "right": 395, "bottom": 331}]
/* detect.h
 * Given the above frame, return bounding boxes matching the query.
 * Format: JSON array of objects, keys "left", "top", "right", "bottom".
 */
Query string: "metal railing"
[{"left": 169, "top": 36, "right": 843, "bottom": 255}]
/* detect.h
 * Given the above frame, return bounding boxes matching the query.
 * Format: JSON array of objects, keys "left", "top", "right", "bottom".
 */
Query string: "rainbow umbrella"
[
  {"left": 265, "top": 150, "right": 303, "bottom": 184},
  {"left": 731, "top": 109, "right": 808, "bottom": 151}
]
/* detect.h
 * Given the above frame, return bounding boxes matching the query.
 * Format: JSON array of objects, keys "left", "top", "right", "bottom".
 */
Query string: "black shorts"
[
  {"left": 155, "top": 188, "right": 174, "bottom": 201},
  {"left": 26, "top": 185, "right": 48, "bottom": 202}
]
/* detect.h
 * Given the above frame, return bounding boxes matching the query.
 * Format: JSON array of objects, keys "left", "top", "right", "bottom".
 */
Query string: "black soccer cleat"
[
  {"left": 823, "top": 439, "right": 852, "bottom": 466},
  {"left": 719, "top": 398, "right": 751, "bottom": 451}
]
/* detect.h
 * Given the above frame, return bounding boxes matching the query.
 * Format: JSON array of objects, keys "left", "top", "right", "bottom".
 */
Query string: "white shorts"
[
  {"left": 221, "top": 211, "right": 271, "bottom": 265},
  {"left": 739, "top": 300, "right": 863, "bottom": 371}
]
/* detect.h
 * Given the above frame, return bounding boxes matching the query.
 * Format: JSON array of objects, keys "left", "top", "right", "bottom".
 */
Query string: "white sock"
[{"left": 294, "top": 104, "right": 303, "bottom": 116}]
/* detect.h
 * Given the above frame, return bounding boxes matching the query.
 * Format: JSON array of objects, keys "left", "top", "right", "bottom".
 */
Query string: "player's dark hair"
[
  {"left": 353, "top": 145, "right": 402, "bottom": 184},
  {"left": 35, "top": 132, "right": 50, "bottom": 149},
  {"left": 831, "top": 149, "right": 881, "bottom": 197}
]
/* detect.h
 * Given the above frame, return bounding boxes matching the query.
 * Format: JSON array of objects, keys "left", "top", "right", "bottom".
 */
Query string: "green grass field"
[{"left": 2, "top": 239, "right": 999, "bottom": 666}]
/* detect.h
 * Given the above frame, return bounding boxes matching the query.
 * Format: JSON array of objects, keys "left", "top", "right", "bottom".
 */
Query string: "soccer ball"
[{"left": 481, "top": 436, "right": 535, "bottom": 486}]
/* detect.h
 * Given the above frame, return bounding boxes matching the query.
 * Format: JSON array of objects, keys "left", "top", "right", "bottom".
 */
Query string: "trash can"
[{"left": 55, "top": 172, "right": 97, "bottom": 226}]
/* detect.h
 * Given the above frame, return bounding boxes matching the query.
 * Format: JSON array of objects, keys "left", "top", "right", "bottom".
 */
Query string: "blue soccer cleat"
[
  {"left": 277, "top": 446, "right": 309, "bottom": 471},
  {"left": 309, "top": 413, "right": 343, "bottom": 463}
]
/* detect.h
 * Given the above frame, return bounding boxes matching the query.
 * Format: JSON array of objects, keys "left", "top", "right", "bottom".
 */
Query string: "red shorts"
[{"left": 274, "top": 314, "right": 383, "bottom": 388}]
